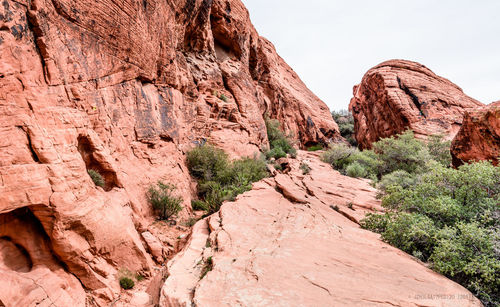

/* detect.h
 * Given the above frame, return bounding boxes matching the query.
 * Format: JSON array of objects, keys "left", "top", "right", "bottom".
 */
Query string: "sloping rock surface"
[
  {"left": 451, "top": 101, "right": 500, "bottom": 166},
  {"left": 349, "top": 60, "right": 483, "bottom": 149},
  {"left": 160, "top": 151, "right": 480, "bottom": 307},
  {"left": 0, "top": 0, "right": 338, "bottom": 305}
]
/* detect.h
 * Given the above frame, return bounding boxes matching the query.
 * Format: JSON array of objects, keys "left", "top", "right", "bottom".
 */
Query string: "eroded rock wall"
[
  {"left": 349, "top": 60, "right": 483, "bottom": 149},
  {"left": 0, "top": 0, "right": 338, "bottom": 305},
  {"left": 451, "top": 101, "right": 500, "bottom": 166}
]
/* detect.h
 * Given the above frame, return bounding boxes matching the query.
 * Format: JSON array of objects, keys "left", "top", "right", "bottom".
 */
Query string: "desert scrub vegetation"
[
  {"left": 264, "top": 117, "right": 297, "bottom": 160},
  {"left": 307, "top": 144, "right": 323, "bottom": 152},
  {"left": 331, "top": 109, "right": 356, "bottom": 146},
  {"left": 118, "top": 268, "right": 142, "bottom": 290},
  {"left": 321, "top": 130, "right": 451, "bottom": 180},
  {"left": 187, "top": 144, "right": 268, "bottom": 214},
  {"left": 88, "top": 169, "right": 105, "bottom": 188},
  {"left": 362, "top": 161, "right": 500, "bottom": 305},
  {"left": 300, "top": 162, "right": 311, "bottom": 175},
  {"left": 147, "top": 182, "right": 183, "bottom": 220},
  {"left": 324, "top": 130, "right": 500, "bottom": 305}
]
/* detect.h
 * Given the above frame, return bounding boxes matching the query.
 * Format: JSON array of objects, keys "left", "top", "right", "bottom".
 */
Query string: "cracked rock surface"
[{"left": 160, "top": 151, "right": 480, "bottom": 307}]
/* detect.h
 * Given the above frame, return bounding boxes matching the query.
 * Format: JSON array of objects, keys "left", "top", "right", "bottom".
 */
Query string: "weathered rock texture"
[
  {"left": 451, "top": 101, "right": 500, "bottom": 166},
  {"left": 349, "top": 60, "right": 483, "bottom": 149},
  {"left": 0, "top": 0, "right": 338, "bottom": 305},
  {"left": 160, "top": 151, "right": 480, "bottom": 307}
]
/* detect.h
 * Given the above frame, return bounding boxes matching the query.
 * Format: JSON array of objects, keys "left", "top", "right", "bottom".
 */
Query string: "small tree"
[
  {"left": 88, "top": 169, "right": 105, "bottom": 188},
  {"left": 147, "top": 182, "right": 183, "bottom": 220}
]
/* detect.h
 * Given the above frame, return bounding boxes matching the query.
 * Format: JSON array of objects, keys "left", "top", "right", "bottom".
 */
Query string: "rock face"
[
  {"left": 0, "top": 0, "right": 338, "bottom": 305},
  {"left": 451, "top": 101, "right": 500, "bottom": 166},
  {"left": 160, "top": 151, "right": 480, "bottom": 307},
  {"left": 349, "top": 60, "right": 483, "bottom": 149}
]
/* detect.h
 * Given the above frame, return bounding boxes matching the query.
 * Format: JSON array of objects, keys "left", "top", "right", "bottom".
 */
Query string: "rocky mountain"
[
  {"left": 451, "top": 101, "right": 500, "bottom": 166},
  {"left": 349, "top": 60, "right": 483, "bottom": 149},
  {"left": 0, "top": 0, "right": 487, "bottom": 306},
  {"left": 0, "top": 0, "right": 338, "bottom": 305}
]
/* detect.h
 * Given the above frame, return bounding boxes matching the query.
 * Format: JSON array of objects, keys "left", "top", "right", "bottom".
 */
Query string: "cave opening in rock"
[
  {"left": 210, "top": 15, "right": 241, "bottom": 61},
  {"left": 0, "top": 236, "right": 33, "bottom": 273},
  {"left": 77, "top": 135, "right": 119, "bottom": 191}
]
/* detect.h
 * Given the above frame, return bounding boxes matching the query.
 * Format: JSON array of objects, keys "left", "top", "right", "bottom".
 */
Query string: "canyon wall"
[
  {"left": 0, "top": 0, "right": 338, "bottom": 305},
  {"left": 349, "top": 60, "right": 483, "bottom": 149}
]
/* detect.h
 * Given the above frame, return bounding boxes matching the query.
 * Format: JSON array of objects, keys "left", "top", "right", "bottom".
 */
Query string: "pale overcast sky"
[{"left": 244, "top": 0, "right": 500, "bottom": 111}]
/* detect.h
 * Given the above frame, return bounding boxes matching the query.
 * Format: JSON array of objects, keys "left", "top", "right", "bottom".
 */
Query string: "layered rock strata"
[
  {"left": 0, "top": 0, "right": 338, "bottom": 305},
  {"left": 451, "top": 101, "right": 500, "bottom": 166},
  {"left": 349, "top": 60, "right": 483, "bottom": 149}
]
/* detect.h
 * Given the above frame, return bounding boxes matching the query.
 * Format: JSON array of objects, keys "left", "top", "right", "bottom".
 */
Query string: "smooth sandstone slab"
[{"left": 161, "top": 152, "right": 480, "bottom": 307}]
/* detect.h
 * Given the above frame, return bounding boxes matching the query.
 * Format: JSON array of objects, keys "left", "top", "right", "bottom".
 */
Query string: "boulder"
[
  {"left": 451, "top": 101, "right": 500, "bottom": 166},
  {"left": 349, "top": 60, "right": 483, "bottom": 149}
]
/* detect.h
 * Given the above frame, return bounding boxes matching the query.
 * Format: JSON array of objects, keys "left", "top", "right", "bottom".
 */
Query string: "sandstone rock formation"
[
  {"left": 160, "top": 151, "right": 480, "bottom": 307},
  {"left": 0, "top": 0, "right": 338, "bottom": 305},
  {"left": 451, "top": 101, "right": 500, "bottom": 166},
  {"left": 349, "top": 60, "right": 483, "bottom": 149}
]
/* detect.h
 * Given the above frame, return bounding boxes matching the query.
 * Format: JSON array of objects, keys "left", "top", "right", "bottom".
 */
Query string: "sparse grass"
[
  {"left": 187, "top": 145, "right": 268, "bottom": 214},
  {"left": 191, "top": 199, "right": 209, "bottom": 211},
  {"left": 88, "top": 169, "right": 105, "bottom": 188},
  {"left": 307, "top": 144, "right": 323, "bottom": 151},
  {"left": 184, "top": 217, "right": 198, "bottom": 227},
  {"left": 135, "top": 274, "right": 145, "bottom": 281},
  {"left": 300, "top": 162, "right": 311, "bottom": 175},
  {"left": 147, "top": 182, "right": 183, "bottom": 220},
  {"left": 200, "top": 256, "right": 214, "bottom": 280}
]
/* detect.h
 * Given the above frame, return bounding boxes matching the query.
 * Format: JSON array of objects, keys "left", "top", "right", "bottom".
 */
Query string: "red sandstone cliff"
[
  {"left": 0, "top": 0, "right": 338, "bottom": 305},
  {"left": 0, "top": 1, "right": 482, "bottom": 306},
  {"left": 349, "top": 60, "right": 483, "bottom": 149},
  {"left": 451, "top": 101, "right": 500, "bottom": 166}
]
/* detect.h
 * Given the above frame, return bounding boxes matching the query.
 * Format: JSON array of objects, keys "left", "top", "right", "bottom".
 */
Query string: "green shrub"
[
  {"left": 346, "top": 162, "right": 368, "bottom": 178},
  {"left": 265, "top": 147, "right": 286, "bottom": 160},
  {"left": 88, "top": 169, "right": 105, "bottom": 188},
  {"left": 376, "top": 170, "right": 416, "bottom": 194},
  {"left": 307, "top": 144, "right": 323, "bottom": 151},
  {"left": 321, "top": 143, "right": 358, "bottom": 171},
  {"left": 265, "top": 117, "right": 296, "bottom": 159},
  {"left": 426, "top": 134, "right": 452, "bottom": 166},
  {"left": 372, "top": 130, "right": 430, "bottom": 175},
  {"left": 147, "top": 182, "right": 183, "bottom": 220},
  {"left": 191, "top": 199, "right": 209, "bottom": 211},
  {"left": 332, "top": 109, "right": 356, "bottom": 146},
  {"left": 187, "top": 145, "right": 268, "bottom": 214},
  {"left": 220, "top": 94, "right": 228, "bottom": 102},
  {"left": 187, "top": 145, "right": 228, "bottom": 181},
  {"left": 119, "top": 277, "right": 134, "bottom": 290},
  {"left": 362, "top": 160, "right": 500, "bottom": 304},
  {"left": 300, "top": 162, "right": 311, "bottom": 175}
]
